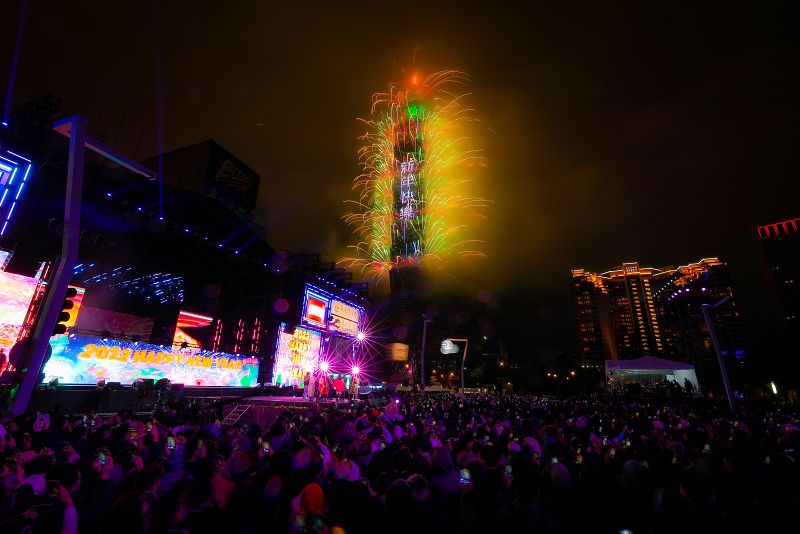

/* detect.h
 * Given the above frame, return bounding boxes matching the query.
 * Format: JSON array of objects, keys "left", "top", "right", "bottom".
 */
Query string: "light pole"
[
  {"left": 420, "top": 316, "right": 433, "bottom": 396},
  {"left": 444, "top": 338, "right": 470, "bottom": 391},
  {"left": 701, "top": 295, "right": 735, "bottom": 412}
]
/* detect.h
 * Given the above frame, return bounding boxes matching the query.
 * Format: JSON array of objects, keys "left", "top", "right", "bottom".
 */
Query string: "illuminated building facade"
[
  {"left": 572, "top": 258, "right": 746, "bottom": 371},
  {"left": 571, "top": 270, "right": 616, "bottom": 363},
  {"left": 653, "top": 258, "right": 748, "bottom": 381},
  {"left": 388, "top": 100, "right": 425, "bottom": 293},
  {"left": 757, "top": 217, "right": 800, "bottom": 330}
]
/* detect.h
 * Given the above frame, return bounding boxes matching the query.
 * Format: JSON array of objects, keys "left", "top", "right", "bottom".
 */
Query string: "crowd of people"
[
  {"left": 0, "top": 392, "right": 797, "bottom": 533},
  {"left": 606, "top": 376, "right": 701, "bottom": 399}
]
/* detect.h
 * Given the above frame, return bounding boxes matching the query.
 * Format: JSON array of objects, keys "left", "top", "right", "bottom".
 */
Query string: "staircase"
[{"left": 221, "top": 403, "right": 251, "bottom": 426}]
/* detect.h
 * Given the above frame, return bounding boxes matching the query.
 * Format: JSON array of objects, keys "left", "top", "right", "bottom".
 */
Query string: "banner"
[
  {"left": 272, "top": 325, "right": 321, "bottom": 387},
  {"left": 42, "top": 334, "right": 259, "bottom": 387}
]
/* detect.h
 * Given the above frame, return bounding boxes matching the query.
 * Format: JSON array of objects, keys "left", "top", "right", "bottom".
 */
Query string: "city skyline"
[{"left": 1, "top": 2, "right": 798, "bottom": 361}]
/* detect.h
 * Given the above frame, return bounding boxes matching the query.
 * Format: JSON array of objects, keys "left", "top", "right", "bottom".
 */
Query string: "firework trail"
[{"left": 343, "top": 70, "right": 487, "bottom": 285}]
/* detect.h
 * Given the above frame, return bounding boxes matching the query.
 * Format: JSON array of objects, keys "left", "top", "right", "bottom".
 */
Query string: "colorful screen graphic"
[
  {"left": 272, "top": 324, "right": 321, "bottom": 387},
  {"left": 0, "top": 270, "right": 38, "bottom": 355},
  {"left": 42, "top": 334, "right": 259, "bottom": 387},
  {"left": 172, "top": 310, "right": 214, "bottom": 349},
  {"left": 62, "top": 286, "right": 85, "bottom": 329},
  {"left": 302, "top": 289, "right": 329, "bottom": 328}
]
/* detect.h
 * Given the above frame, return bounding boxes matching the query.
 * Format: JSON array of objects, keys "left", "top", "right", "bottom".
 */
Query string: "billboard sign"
[
  {"left": 329, "top": 299, "right": 361, "bottom": 337},
  {"left": 272, "top": 325, "right": 321, "bottom": 387},
  {"left": 388, "top": 342, "right": 409, "bottom": 361},
  {"left": 42, "top": 334, "right": 258, "bottom": 387}
]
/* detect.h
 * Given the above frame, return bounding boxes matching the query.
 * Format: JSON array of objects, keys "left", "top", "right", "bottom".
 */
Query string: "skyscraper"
[
  {"left": 571, "top": 269, "right": 615, "bottom": 364},
  {"left": 388, "top": 100, "right": 424, "bottom": 294},
  {"left": 757, "top": 217, "right": 800, "bottom": 329},
  {"left": 653, "top": 258, "right": 748, "bottom": 386},
  {"left": 572, "top": 263, "right": 663, "bottom": 363},
  {"left": 572, "top": 258, "right": 746, "bottom": 373}
]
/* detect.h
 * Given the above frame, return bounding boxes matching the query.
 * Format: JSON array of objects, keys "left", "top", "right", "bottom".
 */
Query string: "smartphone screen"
[
  {"left": 167, "top": 436, "right": 176, "bottom": 450},
  {"left": 504, "top": 464, "right": 513, "bottom": 478},
  {"left": 97, "top": 451, "right": 107, "bottom": 465},
  {"left": 459, "top": 469, "right": 471, "bottom": 485}
]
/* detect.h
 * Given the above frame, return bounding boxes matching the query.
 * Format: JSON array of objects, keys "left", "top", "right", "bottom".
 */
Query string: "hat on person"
[{"left": 300, "top": 483, "right": 325, "bottom": 515}]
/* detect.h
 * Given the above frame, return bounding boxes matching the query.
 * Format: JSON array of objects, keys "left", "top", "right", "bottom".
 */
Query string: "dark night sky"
[{"left": 2, "top": 1, "right": 798, "bottom": 357}]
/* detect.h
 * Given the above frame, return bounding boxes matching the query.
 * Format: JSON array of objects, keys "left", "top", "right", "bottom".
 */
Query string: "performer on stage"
[
  {"left": 349, "top": 373, "right": 360, "bottom": 401},
  {"left": 307, "top": 369, "right": 317, "bottom": 401}
]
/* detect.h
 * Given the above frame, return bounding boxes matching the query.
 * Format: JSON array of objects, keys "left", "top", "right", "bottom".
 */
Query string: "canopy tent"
[{"left": 605, "top": 355, "right": 700, "bottom": 393}]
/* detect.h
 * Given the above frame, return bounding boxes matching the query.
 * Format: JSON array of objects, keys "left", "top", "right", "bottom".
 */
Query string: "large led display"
[
  {"left": 302, "top": 288, "right": 329, "bottom": 328},
  {"left": 329, "top": 299, "right": 362, "bottom": 337},
  {"left": 272, "top": 324, "right": 321, "bottom": 387},
  {"left": 42, "top": 334, "right": 259, "bottom": 387},
  {"left": 0, "top": 270, "right": 38, "bottom": 356}
]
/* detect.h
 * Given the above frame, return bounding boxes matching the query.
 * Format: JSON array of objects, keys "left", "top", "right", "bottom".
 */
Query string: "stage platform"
[{"left": 224, "top": 396, "right": 364, "bottom": 427}]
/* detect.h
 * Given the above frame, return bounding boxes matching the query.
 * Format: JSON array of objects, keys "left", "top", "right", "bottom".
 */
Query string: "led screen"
[
  {"left": 42, "top": 334, "right": 259, "bottom": 387},
  {"left": 172, "top": 310, "right": 214, "bottom": 350},
  {"left": 302, "top": 288, "right": 329, "bottom": 328},
  {"left": 272, "top": 324, "right": 321, "bottom": 387},
  {"left": 0, "top": 270, "right": 38, "bottom": 357}
]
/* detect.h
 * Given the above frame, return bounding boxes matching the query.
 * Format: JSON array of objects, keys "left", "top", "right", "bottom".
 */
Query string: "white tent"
[{"left": 605, "top": 355, "right": 700, "bottom": 393}]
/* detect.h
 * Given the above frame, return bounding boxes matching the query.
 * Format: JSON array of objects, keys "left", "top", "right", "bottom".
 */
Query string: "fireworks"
[{"left": 343, "top": 70, "right": 487, "bottom": 284}]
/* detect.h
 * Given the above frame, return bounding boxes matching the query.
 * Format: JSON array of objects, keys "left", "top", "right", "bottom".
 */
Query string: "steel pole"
[
  {"left": 12, "top": 115, "right": 86, "bottom": 415},
  {"left": 701, "top": 296, "right": 735, "bottom": 412},
  {"left": 460, "top": 340, "right": 469, "bottom": 391},
  {"left": 420, "top": 318, "right": 431, "bottom": 397}
]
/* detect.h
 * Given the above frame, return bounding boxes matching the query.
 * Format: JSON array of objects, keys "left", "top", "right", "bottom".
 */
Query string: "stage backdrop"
[
  {"left": 272, "top": 325, "right": 321, "bottom": 387},
  {"left": 42, "top": 334, "right": 259, "bottom": 387}
]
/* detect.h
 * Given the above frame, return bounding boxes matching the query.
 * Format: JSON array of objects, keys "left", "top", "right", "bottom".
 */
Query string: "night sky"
[{"left": 2, "top": 2, "right": 798, "bottom": 358}]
